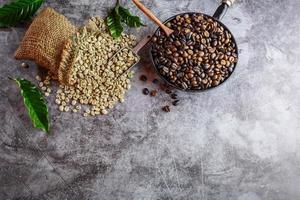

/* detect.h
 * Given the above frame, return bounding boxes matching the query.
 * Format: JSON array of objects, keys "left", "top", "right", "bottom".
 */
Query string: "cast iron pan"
[{"left": 134, "top": 0, "right": 238, "bottom": 92}]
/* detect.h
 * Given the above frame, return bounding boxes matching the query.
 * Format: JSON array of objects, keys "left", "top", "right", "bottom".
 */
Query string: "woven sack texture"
[{"left": 14, "top": 7, "right": 76, "bottom": 78}]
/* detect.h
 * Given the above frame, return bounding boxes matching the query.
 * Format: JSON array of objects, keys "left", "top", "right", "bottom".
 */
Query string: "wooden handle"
[
  {"left": 132, "top": 0, "right": 174, "bottom": 36},
  {"left": 133, "top": 34, "right": 152, "bottom": 54}
]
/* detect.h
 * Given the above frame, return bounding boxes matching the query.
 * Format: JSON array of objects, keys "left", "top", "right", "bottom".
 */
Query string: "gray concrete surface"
[{"left": 1, "top": 0, "right": 300, "bottom": 199}]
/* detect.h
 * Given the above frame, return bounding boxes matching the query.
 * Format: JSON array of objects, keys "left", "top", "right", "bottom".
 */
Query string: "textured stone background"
[{"left": 1, "top": 0, "right": 300, "bottom": 199}]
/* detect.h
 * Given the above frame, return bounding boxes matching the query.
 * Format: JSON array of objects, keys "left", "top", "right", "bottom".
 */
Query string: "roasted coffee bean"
[
  {"left": 229, "top": 65, "right": 234, "bottom": 73},
  {"left": 187, "top": 73, "right": 194, "bottom": 79},
  {"left": 211, "top": 34, "right": 218, "bottom": 39},
  {"left": 212, "top": 74, "right": 219, "bottom": 80},
  {"left": 172, "top": 100, "right": 180, "bottom": 106},
  {"left": 21, "top": 62, "right": 29, "bottom": 68},
  {"left": 143, "top": 88, "right": 149, "bottom": 95},
  {"left": 152, "top": 79, "right": 159, "bottom": 84},
  {"left": 152, "top": 37, "right": 157, "bottom": 42},
  {"left": 199, "top": 51, "right": 205, "bottom": 57},
  {"left": 163, "top": 66, "right": 169, "bottom": 73},
  {"left": 165, "top": 89, "right": 172, "bottom": 94},
  {"left": 177, "top": 72, "right": 184, "bottom": 78},
  {"left": 140, "top": 75, "right": 147, "bottom": 82},
  {"left": 171, "top": 63, "right": 179, "bottom": 70},
  {"left": 154, "top": 58, "right": 160, "bottom": 65},
  {"left": 212, "top": 80, "right": 219, "bottom": 86},
  {"left": 203, "top": 64, "right": 210, "bottom": 70},
  {"left": 202, "top": 79, "right": 208, "bottom": 84},
  {"left": 162, "top": 105, "right": 171, "bottom": 112},
  {"left": 208, "top": 71, "right": 214, "bottom": 77},
  {"left": 204, "top": 31, "right": 210, "bottom": 37},
  {"left": 220, "top": 60, "right": 226, "bottom": 65},
  {"left": 183, "top": 52, "right": 189, "bottom": 58},
  {"left": 191, "top": 80, "right": 198, "bottom": 87},
  {"left": 171, "top": 93, "right": 178, "bottom": 99},
  {"left": 157, "top": 65, "right": 164, "bottom": 69},
  {"left": 181, "top": 82, "right": 188, "bottom": 89},
  {"left": 174, "top": 41, "right": 181, "bottom": 47},
  {"left": 211, "top": 53, "right": 216, "bottom": 59},
  {"left": 150, "top": 90, "right": 158, "bottom": 97}
]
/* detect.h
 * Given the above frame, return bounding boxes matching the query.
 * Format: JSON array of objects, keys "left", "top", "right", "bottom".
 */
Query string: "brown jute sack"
[{"left": 14, "top": 7, "right": 76, "bottom": 78}]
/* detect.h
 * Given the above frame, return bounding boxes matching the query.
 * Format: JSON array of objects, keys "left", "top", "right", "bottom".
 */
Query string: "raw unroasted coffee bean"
[{"left": 151, "top": 13, "right": 238, "bottom": 90}]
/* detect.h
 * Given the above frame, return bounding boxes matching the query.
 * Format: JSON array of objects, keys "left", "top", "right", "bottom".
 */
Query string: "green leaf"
[
  {"left": 106, "top": 0, "right": 144, "bottom": 38},
  {"left": 0, "top": 0, "right": 44, "bottom": 28},
  {"left": 118, "top": 6, "right": 145, "bottom": 28},
  {"left": 106, "top": 6, "right": 123, "bottom": 39},
  {"left": 12, "top": 78, "right": 49, "bottom": 133}
]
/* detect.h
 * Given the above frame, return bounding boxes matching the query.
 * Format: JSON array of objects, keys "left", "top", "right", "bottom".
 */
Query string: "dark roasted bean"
[
  {"left": 143, "top": 88, "right": 149, "bottom": 95},
  {"left": 165, "top": 89, "right": 172, "bottom": 94},
  {"left": 140, "top": 75, "right": 147, "bottom": 82},
  {"left": 162, "top": 105, "right": 171, "bottom": 112},
  {"left": 203, "top": 64, "right": 210, "bottom": 70},
  {"left": 181, "top": 82, "right": 188, "bottom": 89},
  {"left": 212, "top": 80, "right": 219, "bottom": 86},
  {"left": 163, "top": 66, "right": 169, "bottom": 73},
  {"left": 172, "top": 100, "right": 180, "bottom": 106},
  {"left": 212, "top": 40, "right": 218, "bottom": 47},
  {"left": 211, "top": 53, "right": 216, "bottom": 59},
  {"left": 21, "top": 62, "right": 29, "bottom": 68},
  {"left": 152, "top": 79, "right": 159, "bottom": 84},
  {"left": 171, "top": 93, "right": 178, "bottom": 99}
]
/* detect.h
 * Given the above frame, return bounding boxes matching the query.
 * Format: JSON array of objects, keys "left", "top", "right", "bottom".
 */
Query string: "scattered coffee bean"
[
  {"left": 162, "top": 105, "right": 171, "bottom": 112},
  {"left": 152, "top": 78, "right": 159, "bottom": 84},
  {"left": 150, "top": 90, "right": 158, "bottom": 97},
  {"left": 172, "top": 100, "right": 180, "bottom": 106},
  {"left": 171, "top": 93, "right": 178, "bottom": 99},
  {"left": 140, "top": 75, "right": 147, "bottom": 82},
  {"left": 151, "top": 13, "right": 238, "bottom": 90},
  {"left": 165, "top": 89, "right": 172, "bottom": 94},
  {"left": 143, "top": 88, "right": 149, "bottom": 95},
  {"left": 21, "top": 62, "right": 29, "bottom": 68}
]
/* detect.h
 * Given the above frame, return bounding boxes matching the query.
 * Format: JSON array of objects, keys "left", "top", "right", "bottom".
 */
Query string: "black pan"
[{"left": 134, "top": 0, "right": 238, "bottom": 92}]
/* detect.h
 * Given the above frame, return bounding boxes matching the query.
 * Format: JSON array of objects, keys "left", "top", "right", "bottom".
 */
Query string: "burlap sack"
[
  {"left": 57, "top": 37, "right": 76, "bottom": 85},
  {"left": 14, "top": 7, "right": 76, "bottom": 78}
]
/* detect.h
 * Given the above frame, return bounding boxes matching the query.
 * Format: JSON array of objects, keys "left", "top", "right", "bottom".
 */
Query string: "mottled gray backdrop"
[{"left": 1, "top": 0, "right": 300, "bottom": 199}]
